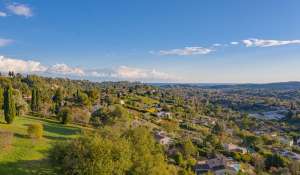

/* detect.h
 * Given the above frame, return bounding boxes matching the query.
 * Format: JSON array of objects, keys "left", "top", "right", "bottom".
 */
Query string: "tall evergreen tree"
[
  {"left": 3, "top": 86, "right": 16, "bottom": 124},
  {"left": 36, "top": 89, "right": 40, "bottom": 111},
  {"left": 53, "top": 88, "right": 63, "bottom": 114},
  {"left": 31, "top": 88, "right": 36, "bottom": 111},
  {"left": 31, "top": 88, "right": 40, "bottom": 112},
  {"left": 0, "top": 87, "right": 3, "bottom": 109}
]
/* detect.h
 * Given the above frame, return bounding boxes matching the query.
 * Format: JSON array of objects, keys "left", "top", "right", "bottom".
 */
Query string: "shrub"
[
  {"left": 58, "top": 107, "right": 73, "bottom": 124},
  {"left": 50, "top": 127, "right": 176, "bottom": 175},
  {"left": 0, "top": 130, "right": 13, "bottom": 149},
  {"left": 72, "top": 107, "right": 91, "bottom": 125},
  {"left": 27, "top": 123, "right": 43, "bottom": 139}
]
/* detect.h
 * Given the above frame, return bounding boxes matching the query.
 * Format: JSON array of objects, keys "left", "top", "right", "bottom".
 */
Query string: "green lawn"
[{"left": 0, "top": 116, "right": 84, "bottom": 175}]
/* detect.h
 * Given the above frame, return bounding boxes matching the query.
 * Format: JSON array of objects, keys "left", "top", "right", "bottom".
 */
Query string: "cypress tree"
[
  {"left": 4, "top": 86, "right": 16, "bottom": 124},
  {"left": 31, "top": 88, "right": 36, "bottom": 111},
  {"left": 31, "top": 88, "right": 40, "bottom": 112},
  {"left": 0, "top": 87, "right": 3, "bottom": 109},
  {"left": 36, "top": 89, "right": 40, "bottom": 111}
]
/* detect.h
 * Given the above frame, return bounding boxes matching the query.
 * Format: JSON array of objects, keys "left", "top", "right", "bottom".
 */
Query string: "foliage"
[
  {"left": 14, "top": 89, "right": 29, "bottom": 116},
  {"left": 58, "top": 107, "right": 73, "bottom": 124},
  {"left": 31, "top": 88, "right": 40, "bottom": 112},
  {"left": 75, "top": 90, "right": 91, "bottom": 107},
  {"left": 265, "top": 154, "right": 286, "bottom": 169},
  {"left": 4, "top": 86, "right": 16, "bottom": 124},
  {"left": 71, "top": 107, "right": 91, "bottom": 125},
  {"left": 50, "top": 134, "right": 132, "bottom": 175},
  {"left": 181, "top": 139, "right": 197, "bottom": 158},
  {"left": 27, "top": 123, "right": 43, "bottom": 139},
  {"left": 50, "top": 127, "right": 176, "bottom": 175}
]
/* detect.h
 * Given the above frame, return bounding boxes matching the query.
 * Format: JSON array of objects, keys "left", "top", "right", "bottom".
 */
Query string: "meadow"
[{"left": 0, "top": 116, "right": 83, "bottom": 175}]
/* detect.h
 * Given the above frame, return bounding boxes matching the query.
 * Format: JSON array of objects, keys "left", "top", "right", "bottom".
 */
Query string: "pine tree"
[{"left": 4, "top": 86, "right": 16, "bottom": 124}]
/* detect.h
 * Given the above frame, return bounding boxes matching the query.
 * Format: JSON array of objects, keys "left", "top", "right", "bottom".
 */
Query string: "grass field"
[{"left": 0, "top": 116, "right": 84, "bottom": 175}]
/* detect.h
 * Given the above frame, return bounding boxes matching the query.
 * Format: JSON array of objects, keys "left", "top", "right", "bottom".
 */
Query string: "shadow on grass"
[
  {"left": 0, "top": 159, "right": 57, "bottom": 175},
  {"left": 43, "top": 123, "right": 80, "bottom": 136},
  {"left": 23, "top": 116, "right": 82, "bottom": 137},
  {"left": 14, "top": 133, "right": 28, "bottom": 139}
]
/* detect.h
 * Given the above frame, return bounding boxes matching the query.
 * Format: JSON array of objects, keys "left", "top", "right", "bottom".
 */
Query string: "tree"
[
  {"left": 265, "top": 154, "right": 286, "bottom": 169},
  {"left": 50, "top": 127, "right": 176, "bottom": 175},
  {"left": 174, "top": 152, "right": 184, "bottom": 166},
  {"left": 58, "top": 107, "right": 73, "bottom": 124},
  {"left": 53, "top": 88, "right": 64, "bottom": 114},
  {"left": 212, "top": 121, "right": 225, "bottom": 135},
  {"left": 289, "top": 161, "right": 300, "bottom": 175},
  {"left": 3, "top": 86, "right": 16, "bottom": 124},
  {"left": 107, "top": 105, "right": 129, "bottom": 124},
  {"left": 14, "top": 89, "right": 29, "bottom": 116},
  {"left": 31, "top": 88, "right": 40, "bottom": 112},
  {"left": 125, "top": 127, "right": 175, "bottom": 175},
  {"left": 0, "top": 87, "right": 3, "bottom": 109},
  {"left": 87, "top": 88, "right": 100, "bottom": 104},
  {"left": 50, "top": 134, "right": 132, "bottom": 175},
  {"left": 75, "top": 90, "right": 91, "bottom": 107},
  {"left": 181, "top": 139, "right": 197, "bottom": 158}
]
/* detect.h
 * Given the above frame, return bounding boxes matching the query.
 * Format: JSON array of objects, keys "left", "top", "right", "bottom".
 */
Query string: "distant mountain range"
[{"left": 149, "top": 81, "right": 300, "bottom": 90}]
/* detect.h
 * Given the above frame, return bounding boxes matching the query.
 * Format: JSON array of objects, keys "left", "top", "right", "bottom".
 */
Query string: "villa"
[{"left": 194, "top": 154, "right": 240, "bottom": 175}]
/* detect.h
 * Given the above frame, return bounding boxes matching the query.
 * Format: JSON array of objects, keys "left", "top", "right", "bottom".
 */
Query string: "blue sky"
[{"left": 0, "top": 0, "right": 300, "bottom": 83}]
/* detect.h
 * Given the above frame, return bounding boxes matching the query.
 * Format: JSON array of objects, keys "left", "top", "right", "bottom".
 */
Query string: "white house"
[
  {"left": 223, "top": 143, "right": 247, "bottom": 154},
  {"left": 154, "top": 131, "right": 172, "bottom": 145},
  {"left": 279, "top": 137, "right": 294, "bottom": 147}
]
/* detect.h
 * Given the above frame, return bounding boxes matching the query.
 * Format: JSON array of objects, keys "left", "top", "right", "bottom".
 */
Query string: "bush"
[
  {"left": 72, "top": 107, "right": 91, "bottom": 125},
  {"left": 27, "top": 123, "right": 43, "bottom": 139},
  {"left": 49, "top": 127, "right": 176, "bottom": 175},
  {"left": 58, "top": 107, "right": 73, "bottom": 124},
  {"left": 0, "top": 130, "right": 13, "bottom": 149}
]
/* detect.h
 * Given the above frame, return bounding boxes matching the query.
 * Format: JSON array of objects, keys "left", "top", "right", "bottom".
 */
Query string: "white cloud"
[
  {"left": 158, "top": 47, "right": 213, "bottom": 56},
  {"left": 47, "top": 64, "right": 85, "bottom": 76},
  {"left": 0, "top": 11, "right": 7, "bottom": 17},
  {"left": 213, "top": 43, "right": 221, "bottom": 47},
  {"left": 0, "top": 55, "right": 177, "bottom": 82},
  {"left": 7, "top": 3, "right": 32, "bottom": 17},
  {"left": 230, "top": 41, "right": 239, "bottom": 45},
  {"left": 242, "top": 38, "right": 300, "bottom": 47},
  {"left": 0, "top": 38, "right": 13, "bottom": 47},
  {"left": 0, "top": 56, "right": 46, "bottom": 73},
  {"left": 116, "top": 66, "right": 172, "bottom": 81}
]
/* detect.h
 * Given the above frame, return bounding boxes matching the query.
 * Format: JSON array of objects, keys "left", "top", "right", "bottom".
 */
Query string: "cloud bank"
[
  {"left": 242, "top": 38, "right": 300, "bottom": 47},
  {"left": 0, "top": 55, "right": 177, "bottom": 82},
  {"left": 7, "top": 3, "right": 33, "bottom": 17}
]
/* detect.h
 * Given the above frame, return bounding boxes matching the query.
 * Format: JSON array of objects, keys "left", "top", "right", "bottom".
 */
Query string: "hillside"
[{"left": 0, "top": 116, "right": 84, "bottom": 175}]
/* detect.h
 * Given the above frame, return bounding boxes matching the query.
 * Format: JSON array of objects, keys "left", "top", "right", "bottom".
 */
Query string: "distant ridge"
[{"left": 149, "top": 81, "right": 300, "bottom": 90}]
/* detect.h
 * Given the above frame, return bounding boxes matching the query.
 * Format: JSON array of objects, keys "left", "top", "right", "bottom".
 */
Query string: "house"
[
  {"left": 154, "top": 131, "right": 172, "bottom": 145},
  {"left": 194, "top": 155, "right": 240, "bottom": 175},
  {"left": 279, "top": 137, "right": 294, "bottom": 147},
  {"left": 120, "top": 100, "right": 125, "bottom": 105},
  {"left": 223, "top": 143, "right": 247, "bottom": 154},
  {"left": 192, "top": 116, "right": 217, "bottom": 127},
  {"left": 296, "top": 138, "right": 300, "bottom": 146},
  {"left": 157, "top": 111, "right": 172, "bottom": 119},
  {"left": 278, "top": 150, "right": 300, "bottom": 160}
]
